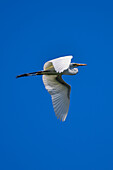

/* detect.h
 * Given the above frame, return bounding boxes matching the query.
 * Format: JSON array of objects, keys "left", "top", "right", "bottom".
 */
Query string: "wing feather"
[
  {"left": 42, "top": 75, "right": 71, "bottom": 121},
  {"left": 43, "top": 55, "right": 73, "bottom": 73}
]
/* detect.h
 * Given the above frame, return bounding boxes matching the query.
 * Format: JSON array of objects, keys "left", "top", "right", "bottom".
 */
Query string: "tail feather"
[{"left": 16, "top": 71, "right": 43, "bottom": 78}]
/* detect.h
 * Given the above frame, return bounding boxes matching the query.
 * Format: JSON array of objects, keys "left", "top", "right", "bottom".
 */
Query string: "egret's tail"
[{"left": 16, "top": 71, "right": 43, "bottom": 78}]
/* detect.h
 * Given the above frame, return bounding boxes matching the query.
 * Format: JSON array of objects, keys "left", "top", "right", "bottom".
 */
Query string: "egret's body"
[{"left": 16, "top": 55, "right": 87, "bottom": 121}]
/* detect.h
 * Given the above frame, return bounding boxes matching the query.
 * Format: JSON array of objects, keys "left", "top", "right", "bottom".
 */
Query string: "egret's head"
[{"left": 69, "top": 63, "right": 87, "bottom": 75}]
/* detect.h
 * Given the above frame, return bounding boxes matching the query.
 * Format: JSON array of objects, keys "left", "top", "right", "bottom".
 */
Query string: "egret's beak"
[{"left": 74, "top": 63, "right": 87, "bottom": 66}]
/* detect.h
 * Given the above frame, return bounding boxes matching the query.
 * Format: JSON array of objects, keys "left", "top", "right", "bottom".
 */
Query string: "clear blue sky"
[{"left": 1, "top": 0, "right": 113, "bottom": 169}]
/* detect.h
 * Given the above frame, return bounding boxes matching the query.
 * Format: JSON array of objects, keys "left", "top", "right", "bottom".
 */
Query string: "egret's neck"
[{"left": 63, "top": 68, "right": 78, "bottom": 75}]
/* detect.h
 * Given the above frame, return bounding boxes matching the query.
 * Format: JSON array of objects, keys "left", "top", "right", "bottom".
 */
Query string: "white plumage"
[
  {"left": 42, "top": 56, "right": 72, "bottom": 121},
  {"left": 44, "top": 55, "right": 73, "bottom": 73},
  {"left": 43, "top": 75, "right": 71, "bottom": 121},
  {"left": 16, "top": 55, "right": 87, "bottom": 121}
]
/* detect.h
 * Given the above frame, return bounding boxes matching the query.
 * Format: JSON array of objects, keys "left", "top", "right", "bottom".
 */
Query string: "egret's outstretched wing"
[
  {"left": 43, "top": 55, "right": 73, "bottom": 73},
  {"left": 42, "top": 75, "right": 71, "bottom": 121}
]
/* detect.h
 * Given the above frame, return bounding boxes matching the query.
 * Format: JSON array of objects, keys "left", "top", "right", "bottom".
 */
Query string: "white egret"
[{"left": 16, "top": 55, "right": 87, "bottom": 121}]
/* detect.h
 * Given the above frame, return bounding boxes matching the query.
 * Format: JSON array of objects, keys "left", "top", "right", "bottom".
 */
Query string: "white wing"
[
  {"left": 42, "top": 75, "right": 71, "bottom": 121},
  {"left": 43, "top": 55, "right": 73, "bottom": 73}
]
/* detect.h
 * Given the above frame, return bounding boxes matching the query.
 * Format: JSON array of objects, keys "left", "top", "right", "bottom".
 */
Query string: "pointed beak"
[{"left": 74, "top": 63, "right": 87, "bottom": 66}]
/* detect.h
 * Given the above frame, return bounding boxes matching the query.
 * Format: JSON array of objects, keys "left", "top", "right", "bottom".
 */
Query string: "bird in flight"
[{"left": 16, "top": 55, "right": 87, "bottom": 121}]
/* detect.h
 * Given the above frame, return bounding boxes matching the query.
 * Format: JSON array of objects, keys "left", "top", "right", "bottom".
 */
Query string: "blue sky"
[{"left": 0, "top": 0, "right": 113, "bottom": 169}]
